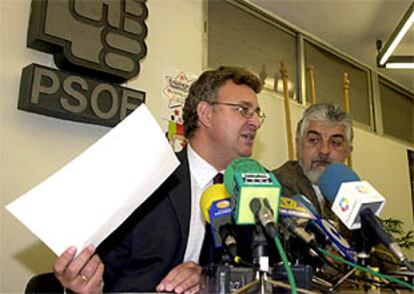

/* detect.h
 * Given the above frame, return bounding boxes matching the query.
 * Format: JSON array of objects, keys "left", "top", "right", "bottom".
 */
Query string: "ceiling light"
[
  {"left": 377, "top": 2, "right": 414, "bottom": 68},
  {"left": 384, "top": 56, "right": 414, "bottom": 69},
  {"left": 385, "top": 63, "right": 414, "bottom": 69}
]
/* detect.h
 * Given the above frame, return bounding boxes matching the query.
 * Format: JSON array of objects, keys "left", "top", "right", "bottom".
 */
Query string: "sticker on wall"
[{"left": 161, "top": 69, "right": 196, "bottom": 152}]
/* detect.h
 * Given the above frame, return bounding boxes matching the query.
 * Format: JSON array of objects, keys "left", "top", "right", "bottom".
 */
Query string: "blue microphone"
[
  {"left": 318, "top": 163, "right": 359, "bottom": 203},
  {"left": 319, "top": 164, "right": 413, "bottom": 271}
]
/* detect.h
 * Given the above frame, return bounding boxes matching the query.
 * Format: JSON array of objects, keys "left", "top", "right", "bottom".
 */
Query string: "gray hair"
[
  {"left": 183, "top": 66, "right": 262, "bottom": 138},
  {"left": 296, "top": 103, "right": 353, "bottom": 144}
]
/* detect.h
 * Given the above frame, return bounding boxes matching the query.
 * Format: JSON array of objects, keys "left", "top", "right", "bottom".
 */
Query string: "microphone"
[
  {"left": 318, "top": 163, "right": 385, "bottom": 230},
  {"left": 279, "top": 195, "right": 317, "bottom": 220},
  {"left": 278, "top": 195, "right": 320, "bottom": 247},
  {"left": 250, "top": 197, "right": 278, "bottom": 238},
  {"left": 279, "top": 194, "right": 356, "bottom": 262},
  {"left": 223, "top": 158, "right": 281, "bottom": 225},
  {"left": 200, "top": 184, "right": 237, "bottom": 258},
  {"left": 319, "top": 163, "right": 413, "bottom": 271},
  {"left": 279, "top": 217, "right": 317, "bottom": 247}
]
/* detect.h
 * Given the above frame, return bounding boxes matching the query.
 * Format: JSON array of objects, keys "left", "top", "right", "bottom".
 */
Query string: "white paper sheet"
[{"left": 6, "top": 104, "right": 180, "bottom": 256}]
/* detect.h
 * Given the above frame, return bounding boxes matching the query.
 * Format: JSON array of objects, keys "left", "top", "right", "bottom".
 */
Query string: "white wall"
[
  {"left": 0, "top": 1, "right": 203, "bottom": 292},
  {"left": 1, "top": 1, "right": 413, "bottom": 293}
]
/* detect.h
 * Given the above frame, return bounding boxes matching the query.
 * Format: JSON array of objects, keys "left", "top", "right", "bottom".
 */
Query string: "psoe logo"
[
  {"left": 28, "top": 0, "right": 148, "bottom": 82},
  {"left": 339, "top": 197, "right": 350, "bottom": 212},
  {"left": 19, "top": 0, "right": 148, "bottom": 127}
]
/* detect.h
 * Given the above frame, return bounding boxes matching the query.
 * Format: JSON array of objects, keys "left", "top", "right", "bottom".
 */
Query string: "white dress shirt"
[{"left": 183, "top": 144, "right": 221, "bottom": 263}]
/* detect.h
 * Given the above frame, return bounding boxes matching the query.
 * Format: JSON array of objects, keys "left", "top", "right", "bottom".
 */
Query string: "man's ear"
[
  {"left": 347, "top": 145, "right": 354, "bottom": 156},
  {"left": 197, "top": 101, "right": 212, "bottom": 128},
  {"left": 295, "top": 136, "right": 301, "bottom": 158}
]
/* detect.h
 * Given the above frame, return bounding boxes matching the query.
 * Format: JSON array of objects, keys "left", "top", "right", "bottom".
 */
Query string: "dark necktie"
[
  {"left": 213, "top": 172, "right": 224, "bottom": 184},
  {"left": 199, "top": 173, "right": 224, "bottom": 266}
]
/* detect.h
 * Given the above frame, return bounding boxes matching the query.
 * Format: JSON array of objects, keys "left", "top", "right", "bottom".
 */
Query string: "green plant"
[{"left": 382, "top": 218, "right": 414, "bottom": 249}]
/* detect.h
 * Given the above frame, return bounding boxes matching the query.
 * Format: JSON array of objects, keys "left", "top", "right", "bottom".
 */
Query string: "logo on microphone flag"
[{"left": 339, "top": 197, "right": 350, "bottom": 212}]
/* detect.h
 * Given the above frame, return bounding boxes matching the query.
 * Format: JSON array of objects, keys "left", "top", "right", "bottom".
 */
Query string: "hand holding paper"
[
  {"left": 6, "top": 104, "right": 180, "bottom": 256},
  {"left": 53, "top": 245, "right": 104, "bottom": 293}
]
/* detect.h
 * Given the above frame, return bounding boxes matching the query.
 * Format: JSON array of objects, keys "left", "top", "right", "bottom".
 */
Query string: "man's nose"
[
  {"left": 248, "top": 112, "right": 262, "bottom": 129},
  {"left": 319, "top": 141, "right": 331, "bottom": 155}
]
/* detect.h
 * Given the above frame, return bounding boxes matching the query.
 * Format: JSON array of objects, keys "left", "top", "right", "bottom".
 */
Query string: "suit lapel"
[{"left": 168, "top": 149, "right": 192, "bottom": 254}]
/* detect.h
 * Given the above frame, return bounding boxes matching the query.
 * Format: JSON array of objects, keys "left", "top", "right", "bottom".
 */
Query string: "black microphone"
[{"left": 249, "top": 197, "right": 278, "bottom": 238}]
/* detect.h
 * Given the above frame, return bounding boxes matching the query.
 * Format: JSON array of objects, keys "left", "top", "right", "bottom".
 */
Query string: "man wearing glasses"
[{"left": 52, "top": 66, "right": 264, "bottom": 294}]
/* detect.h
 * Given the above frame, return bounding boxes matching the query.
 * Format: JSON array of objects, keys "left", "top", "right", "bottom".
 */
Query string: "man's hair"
[
  {"left": 296, "top": 103, "right": 354, "bottom": 144},
  {"left": 183, "top": 66, "right": 262, "bottom": 138}
]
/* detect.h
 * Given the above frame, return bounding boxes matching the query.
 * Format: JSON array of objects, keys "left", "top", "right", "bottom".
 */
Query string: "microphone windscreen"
[
  {"left": 200, "top": 184, "right": 231, "bottom": 223},
  {"left": 319, "top": 163, "right": 360, "bottom": 203}
]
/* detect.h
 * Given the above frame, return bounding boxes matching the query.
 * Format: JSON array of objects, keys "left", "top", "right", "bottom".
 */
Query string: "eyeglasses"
[{"left": 210, "top": 102, "right": 266, "bottom": 123}]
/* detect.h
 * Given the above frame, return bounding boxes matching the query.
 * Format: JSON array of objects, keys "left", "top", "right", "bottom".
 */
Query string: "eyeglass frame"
[{"left": 209, "top": 101, "right": 266, "bottom": 122}]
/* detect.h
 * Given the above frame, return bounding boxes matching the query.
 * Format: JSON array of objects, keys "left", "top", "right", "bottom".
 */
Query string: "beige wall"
[
  {"left": 1, "top": 0, "right": 203, "bottom": 292},
  {"left": 1, "top": 1, "right": 413, "bottom": 293}
]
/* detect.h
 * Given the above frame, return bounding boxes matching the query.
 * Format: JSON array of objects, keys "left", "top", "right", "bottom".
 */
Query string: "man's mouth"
[
  {"left": 241, "top": 133, "right": 255, "bottom": 144},
  {"left": 311, "top": 160, "right": 331, "bottom": 168}
]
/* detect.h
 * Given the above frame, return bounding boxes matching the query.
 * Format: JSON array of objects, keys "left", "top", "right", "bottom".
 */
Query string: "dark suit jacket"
[
  {"left": 98, "top": 149, "right": 193, "bottom": 292},
  {"left": 272, "top": 160, "right": 324, "bottom": 214}
]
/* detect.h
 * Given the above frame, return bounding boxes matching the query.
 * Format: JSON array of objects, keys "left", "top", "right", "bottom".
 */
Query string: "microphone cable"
[
  {"left": 273, "top": 233, "right": 298, "bottom": 294},
  {"left": 317, "top": 247, "right": 414, "bottom": 291}
]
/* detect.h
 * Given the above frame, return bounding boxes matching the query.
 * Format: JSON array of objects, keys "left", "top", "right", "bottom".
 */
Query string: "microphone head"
[
  {"left": 279, "top": 195, "right": 318, "bottom": 220},
  {"left": 224, "top": 157, "right": 281, "bottom": 225},
  {"left": 224, "top": 157, "right": 265, "bottom": 194},
  {"left": 319, "top": 163, "right": 360, "bottom": 203},
  {"left": 200, "top": 184, "right": 231, "bottom": 223},
  {"left": 319, "top": 163, "right": 385, "bottom": 230}
]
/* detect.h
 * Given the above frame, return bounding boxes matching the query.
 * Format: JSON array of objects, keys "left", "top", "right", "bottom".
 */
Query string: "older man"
[
  {"left": 272, "top": 103, "right": 353, "bottom": 221},
  {"left": 52, "top": 66, "right": 264, "bottom": 294}
]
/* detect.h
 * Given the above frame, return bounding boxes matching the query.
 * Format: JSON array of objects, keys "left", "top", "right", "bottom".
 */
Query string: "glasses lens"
[
  {"left": 212, "top": 102, "right": 265, "bottom": 122},
  {"left": 237, "top": 105, "right": 250, "bottom": 117}
]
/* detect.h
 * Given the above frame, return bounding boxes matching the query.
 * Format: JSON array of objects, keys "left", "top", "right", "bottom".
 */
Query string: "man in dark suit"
[{"left": 52, "top": 66, "right": 265, "bottom": 293}]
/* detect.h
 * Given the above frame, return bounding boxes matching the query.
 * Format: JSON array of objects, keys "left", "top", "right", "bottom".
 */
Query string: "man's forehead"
[
  {"left": 305, "top": 120, "right": 346, "bottom": 136},
  {"left": 217, "top": 81, "right": 259, "bottom": 104}
]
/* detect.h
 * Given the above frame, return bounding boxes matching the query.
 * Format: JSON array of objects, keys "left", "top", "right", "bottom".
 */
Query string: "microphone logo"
[
  {"left": 339, "top": 197, "right": 350, "bottom": 212},
  {"left": 216, "top": 199, "right": 231, "bottom": 209},
  {"left": 355, "top": 184, "right": 369, "bottom": 193},
  {"left": 280, "top": 197, "right": 299, "bottom": 210}
]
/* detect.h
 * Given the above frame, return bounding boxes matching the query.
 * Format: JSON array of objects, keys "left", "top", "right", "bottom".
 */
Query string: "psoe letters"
[{"left": 18, "top": 64, "right": 145, "bottom": 127}]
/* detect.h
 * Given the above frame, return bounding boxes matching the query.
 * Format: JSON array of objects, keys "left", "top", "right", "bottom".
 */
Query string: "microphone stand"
[
  {"left": 328, "top": 229, "right": 374, "bottom": 292},
  {"left": 234, "top": 199, "right": 286, "bottom": 294},
  {"left": 233, "top": 224, "right": 273, "bottom": 294}
]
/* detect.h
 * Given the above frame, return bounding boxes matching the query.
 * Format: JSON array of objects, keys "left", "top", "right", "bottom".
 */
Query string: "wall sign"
[{"left": 19, "top": 0, "right": 148, "bottom": 126}]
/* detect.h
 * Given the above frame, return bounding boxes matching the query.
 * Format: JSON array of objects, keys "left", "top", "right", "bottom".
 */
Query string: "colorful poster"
[{"left": 161, "top": 69, "right": 196, "bottom": 152}]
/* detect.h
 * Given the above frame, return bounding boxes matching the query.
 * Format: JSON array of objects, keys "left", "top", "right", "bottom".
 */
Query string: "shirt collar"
[{"left": 187, "top": 144, "right": 220, "bottom": 190}]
